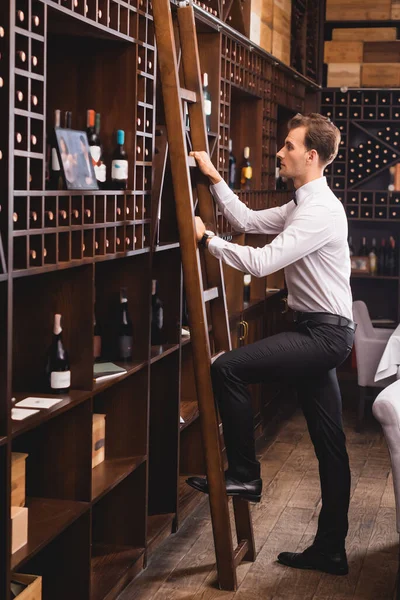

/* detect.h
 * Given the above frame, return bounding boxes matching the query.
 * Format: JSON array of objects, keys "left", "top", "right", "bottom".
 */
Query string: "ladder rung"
[
  {"left": 233, "top": 540, "right": 250, "bottom": 567},
  {"left": 203, "top": 286, "right": 219, "bottom": 302},
  {"left": 211, "top": 351, "right": 225, "bottom": 364},
  {"left": 180, "top": 87, "right": 197, "bottom": 103}
]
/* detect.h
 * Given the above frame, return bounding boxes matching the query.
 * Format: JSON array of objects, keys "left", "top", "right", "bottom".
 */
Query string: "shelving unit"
[
  {"left": 320, "top": 88, "right": 400, "bottom": 323},
  {"left": 0, "top": 0, "right": 322, "bottom": 598}
]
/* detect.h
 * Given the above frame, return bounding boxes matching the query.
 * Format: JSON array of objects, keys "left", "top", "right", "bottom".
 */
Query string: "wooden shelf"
[
  {"left": 147, "top": 513, "right": 175, "bottom": 549},
  {"left": 11, "top": 390, "right": 91, "bottom": 438},
  {"left": 11, "top": 497, "right": 89, "bottom": 570},
  {"left": 150, "top": 343, "right": 180, "bottom": 365},
  {"left": 0, "top": 436, "right": 7, "bottom": 446},
  {"left": 180, "top": 400, "right": 199, "bottom": 431},
  {"left": 91, "top": 544, "right": 145, "bottom": 600},
  {"left": 91, "top": 457, "right": 147, "bottom": 503},
  {"left": 154, "top": 242, "right": 180, "bottom": 252},
  {"left": 93, "top": 360, "right": 148, "bottom": 395},
  {"left": 351, "top": 274, "right": 399, "bottom": 281}
]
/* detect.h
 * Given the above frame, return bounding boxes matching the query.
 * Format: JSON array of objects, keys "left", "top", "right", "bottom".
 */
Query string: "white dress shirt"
[{"left": 208, "top": 177, "right": 353, "bottom": 320}]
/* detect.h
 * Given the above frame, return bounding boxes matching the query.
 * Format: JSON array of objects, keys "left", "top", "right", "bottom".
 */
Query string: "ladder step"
[
  {"left": 180, "top": 87, "right": 197, "bottom": 103},
  {"left": 203, "top": 286, "right": 219, "bottom": 302},
  {"left": 233, "top": 540, "right": 250, "bottom": 567},
  {"left": 211, "top": 351, "right": 225, "bottom": 364}
]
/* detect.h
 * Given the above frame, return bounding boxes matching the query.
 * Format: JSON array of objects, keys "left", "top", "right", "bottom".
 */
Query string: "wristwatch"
[{"left": 200, "top": 229, "right": 215, "bottom": 248}]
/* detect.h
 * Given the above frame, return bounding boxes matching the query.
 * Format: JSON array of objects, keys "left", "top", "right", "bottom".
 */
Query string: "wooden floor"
[{"left": 119, "top": 395, "right": 399, "bottom": 600}]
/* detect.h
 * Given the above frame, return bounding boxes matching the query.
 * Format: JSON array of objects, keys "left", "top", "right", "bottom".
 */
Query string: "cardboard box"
[
  {"left": 11, "top": 573, "right": 42, "bottom": 600},
  {"left": 392, "top": 3, "right": 400, "bottom": 20},
  {"left": 272, "top": 30, "right": 290, "bottom": 65},
  {"left": 363, "top": 41, "right": 400, "bottom": 63},
  {"left": 11, "top": 506, "right": 28, "bottom": 554},
  {"left": 332, "top": 27, "right": 397, "bottom": 42},
  {"left": 92, "top": 413, "right": 106, "bottom": 469},
  {"left": 324, "top": 41, "right": 364, "bottom": 64},
  {"left": 12, "top": 452, "right": 28, "bottom": 508},
  {"left": 327, "top": 63, "right": 361, "bottom": 88},
  {"left": 361, "top": 63, "right": 400, "bottom": 87}
]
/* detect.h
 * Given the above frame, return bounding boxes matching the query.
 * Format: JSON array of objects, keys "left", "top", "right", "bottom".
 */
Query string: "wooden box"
[
  {"left": 92, "top": 413, "right": 106, "bottom": 468},
  {"left": 361, "top": 63, "right": 400, "bottom": 87},
  {"left": 11, "top": 573, "right": 42, "bottom": 600},
  {"left": 327, "top": 63, "right": 361, "bottom": 88},
  {"left": 326, "top": 0, "right": 391, "bottom": 21},
  {"left": 332, "top": 27, "right": 397, "bottom": 42},
  {"left": 324, "top": 41, "right": 364, "bottom": 64},
  {"left": 11, "top": 506, "right": 28, "bottom": 554},
  {"left": 272, "top": 0, "right": 291, "bottom": 37},
  {"left": 272, "top": 30, "right": 290, "bottom": 65},
  {"left": 363, "top": 41, "right": 400, "bottom": 63},
  {"left": 392, "top": 3, "right": 400, "bottom": 20},
  {"left": 12, "top": 452, "right": 28, "bottom": 508}
]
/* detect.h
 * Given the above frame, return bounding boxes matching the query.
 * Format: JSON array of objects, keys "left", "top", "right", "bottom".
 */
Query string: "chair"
[
  {"left": 352, "top": 300, "right": 394, "bottom": 429},
  {"left": 372, "top": 380, "right": 400, "bottom": 595}
]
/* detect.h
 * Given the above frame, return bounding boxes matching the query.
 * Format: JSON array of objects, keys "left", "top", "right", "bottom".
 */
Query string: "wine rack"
[{"left": 0, "top": 0, "right": 321, "bottom": 598}]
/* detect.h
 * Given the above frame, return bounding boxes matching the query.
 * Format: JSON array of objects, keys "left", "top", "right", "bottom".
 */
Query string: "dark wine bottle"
[
  {"left": 118, "top": 288, "right": 133, "bottom": 360},
  {"left": 348, "top": 236, "right": 355, "bottom": 257},
  {"left": 94, "top": 304, "right": 102, "bottom": 362},
  {"left": 228, "top": 138, "right": 236, "bottom": 190},
  {"left": 111, "top": 129, "right": 128, "bottom": 190},
  {"left": 240, "top": 146, "right": 252, "bottom": 191},
  {"left": 369, "top": 238, "right": 378, "bottom": 275},
  {"left": 46, "top": 314, "right": 71, "bottom": 393},
  {"left": 49, "top": 108, "right": 62, "bottom": 191},
  {"left": 151, "top": 279, "right": 165, "bottom": 345},
  {"left": 202, "top": 72, "right": 212, "bottom": 132},
  {"left": 87, "top": 110, "right": 106, "bottom": 188},
  {"left": 358, "top": 236, "right": 368, "bottom": 257},
  {"left": 387, "top": 236, "right": 397, "bottom": 276},
  {"left": 378, "top": 238, "right": 387, "bottom": 275}
]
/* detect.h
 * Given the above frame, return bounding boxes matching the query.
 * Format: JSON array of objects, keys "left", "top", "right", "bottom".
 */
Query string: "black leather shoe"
[
  {"left": 277, "top": 545, "right": 348, "bottom": 576},
  {"left": 186, "top": 475, "right": 262, "bottom": 503}
]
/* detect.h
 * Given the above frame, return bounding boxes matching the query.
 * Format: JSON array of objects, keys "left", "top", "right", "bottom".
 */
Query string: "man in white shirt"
[{"left": 187, "top": 114, "right": 355, "bottom": 576}]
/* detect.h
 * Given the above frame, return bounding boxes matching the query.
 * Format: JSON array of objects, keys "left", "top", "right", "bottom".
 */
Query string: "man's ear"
[{"left": 307, "top": 149, "right": 318, "bottom": 164}]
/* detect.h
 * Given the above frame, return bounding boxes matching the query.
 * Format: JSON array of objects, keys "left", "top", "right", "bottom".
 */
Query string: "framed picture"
[
  {"left": 351, "top": 255, "right": 370, "bottom": 274},
  {"left": 55, "top": 128, "right": 98, "bottom": 190}
]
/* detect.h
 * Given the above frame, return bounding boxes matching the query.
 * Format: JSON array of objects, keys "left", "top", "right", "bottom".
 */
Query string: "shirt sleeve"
[
  {"left": 207, "top": 203, "right": 336, "bottom": 278},
  {"left": 210, "top": 179, "right": 287, "bottom": 235}
]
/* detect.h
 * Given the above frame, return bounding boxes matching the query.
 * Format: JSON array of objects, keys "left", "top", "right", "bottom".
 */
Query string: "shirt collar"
[{"left": 295, "top": 176, "right": 328, "bottom": 206}]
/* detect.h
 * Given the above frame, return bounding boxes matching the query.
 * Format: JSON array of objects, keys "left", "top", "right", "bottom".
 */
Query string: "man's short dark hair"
[{"left": 288, "top": 112, "right": 341, "bottom": 166}]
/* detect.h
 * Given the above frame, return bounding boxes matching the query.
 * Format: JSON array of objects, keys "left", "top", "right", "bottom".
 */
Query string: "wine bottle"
[
  {"left": 387, "top": 236, "right": 397, "bottom": 276},
  {"left": 151, "top": 279, "right": 164, "bottom": 345},
  {"left": 240, "top": 146, "right": 252, "bottom": 191},
  {"left": 46, "top": 314, "right": 71, "bottom": 393},
  {"left": 228, "top": 139, "right": 236, "bottom": 190},
  {"left": 49, "top": 109, "right": 62, "bottom": 190},
  {"left": 94, "top": 305, "right": 102, "bottom": 362},
  {"left": 243, "top": 274, "right": 251, "bottom": 303},
  {"left": 87, "top": 110, "right": 106, "bottom": 188},
  {"left": 358, "top": 236, "right": 368, "bottom": 257},
  {"left": 111, "top": 129, "right": 128, "bottom": 190},
  {"left": 369, "top": 238, "right": 378, "bottom": 276},
  {"left": 378, "top": 238, "right": 387, "bottom": 275},
  {"left": 118, "top": 288, "right": 133, "bottom": 360},
  {"left": 202, "top": 72, "right": 212, "bottom": 132},
  {"left": 348, "top": 236, "right": 355, "bottom": 257}
]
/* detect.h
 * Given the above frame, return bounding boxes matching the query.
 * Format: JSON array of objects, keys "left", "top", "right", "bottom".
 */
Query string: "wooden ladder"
[{"left": 152, "top": 0, "right": 255, "bottom": 591}]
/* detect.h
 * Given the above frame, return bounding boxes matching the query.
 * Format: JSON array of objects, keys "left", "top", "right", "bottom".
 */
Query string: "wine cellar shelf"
[{"left": 0, "top": 1, "right": 324, "bottom": 599}]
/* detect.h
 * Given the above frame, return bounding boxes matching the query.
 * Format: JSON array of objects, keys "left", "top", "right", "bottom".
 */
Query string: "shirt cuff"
[
  {"left": 207, "top": 235, "right": 229, "bottom": 258},
  {"left": 210, "top": 179, "right": 233, "bottom": 200}
]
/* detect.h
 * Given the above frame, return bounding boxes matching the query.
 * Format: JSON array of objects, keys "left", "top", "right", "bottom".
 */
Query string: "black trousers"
[{"left": 211, "top": 318, "right": 355, "bottom": 553}]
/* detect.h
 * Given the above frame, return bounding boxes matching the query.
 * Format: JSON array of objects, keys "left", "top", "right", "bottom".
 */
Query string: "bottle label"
[
  {"left": 112, "top": 160, "right": 128, "bottom": 180},
  {"left": 52, "top": 147, "right": 60, "bottom": 171},
  {"left": 242, "top": 166, "right": 252, "bottom": 180},
  {"left": 204, "top": 99, "right": 212, "bottom": 116},
  {"left": 51, "top": 370, "right": 71, "bottom": 389},
  {"left": 119, "top": 336, "right": 133, "bottom": 359},
  {"left": 90, "top": 145, "right": 101, "bottom": 164},
  {"left": 94, "top": 163, "right": 106, "bottom": 183},
  {"left": 244, "top": 274, "right": 251, "bottom": 286}
]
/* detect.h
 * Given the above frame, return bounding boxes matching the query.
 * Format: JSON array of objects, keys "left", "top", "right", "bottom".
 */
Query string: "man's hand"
[
  {"left": 195, "top": 216, "right": 206, "bottom": 242},
  {"left": 189, "top": 151, "right": 222, "bottom": 185}
]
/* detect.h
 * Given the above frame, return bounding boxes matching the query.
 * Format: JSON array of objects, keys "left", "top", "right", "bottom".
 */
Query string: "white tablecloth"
[{"left": 375, "top": 324, "right": 400, "bottom": 382}]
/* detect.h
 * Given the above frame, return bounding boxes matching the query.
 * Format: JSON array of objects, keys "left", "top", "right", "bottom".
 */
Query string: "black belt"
[{"left": 293, "top": 311, "right": 356, "bottom": 332}]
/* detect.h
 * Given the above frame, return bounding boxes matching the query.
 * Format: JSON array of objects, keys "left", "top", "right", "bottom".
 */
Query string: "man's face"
[{"left": 276, "top": 125, "right": 311, "bottom": 180}]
